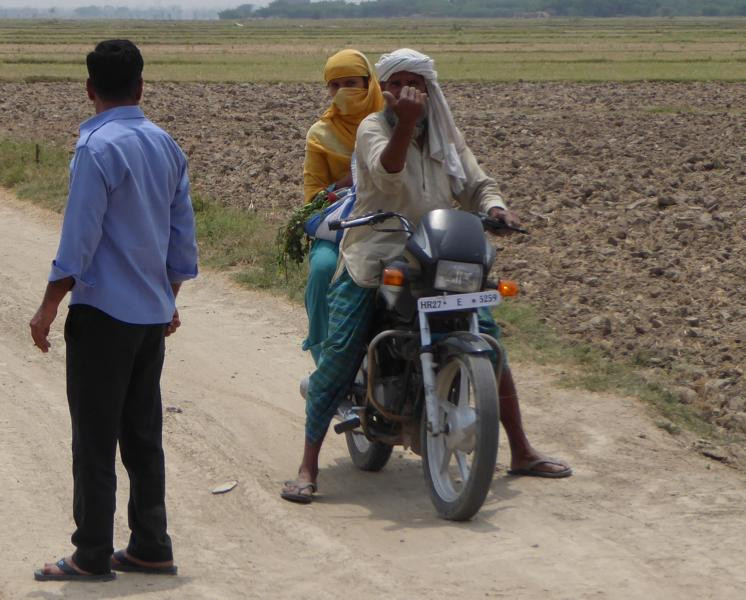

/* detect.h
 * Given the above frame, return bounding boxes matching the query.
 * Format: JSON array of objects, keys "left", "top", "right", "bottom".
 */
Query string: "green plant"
[{"left": 276, "top": 189, "right": 333, "bottom": 267}]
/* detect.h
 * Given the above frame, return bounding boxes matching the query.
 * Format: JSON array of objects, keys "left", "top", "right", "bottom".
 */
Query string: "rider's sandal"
[
  {"left": 281, "top": 480, "right": 317, "bottom": 504},
  {"left": 507, "top": 458, "right": 572, "bottom": 478}
]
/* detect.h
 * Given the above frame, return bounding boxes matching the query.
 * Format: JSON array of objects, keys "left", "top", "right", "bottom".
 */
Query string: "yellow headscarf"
[
  {"left": 318, "top": 49, "right": 384, "bottom": 152},
  {"left": 304, "top": 50, "right": 384, "bottom": 202}
]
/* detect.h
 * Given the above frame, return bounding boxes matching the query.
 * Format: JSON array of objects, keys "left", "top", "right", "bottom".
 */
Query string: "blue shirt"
[{"left": 50, "top": 106, "right": 198, "bottom": 324}]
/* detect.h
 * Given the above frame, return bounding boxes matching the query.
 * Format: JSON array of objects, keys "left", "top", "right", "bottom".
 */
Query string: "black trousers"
[{"left": 65, "top": 304, "right": 173, "bottom": 574}]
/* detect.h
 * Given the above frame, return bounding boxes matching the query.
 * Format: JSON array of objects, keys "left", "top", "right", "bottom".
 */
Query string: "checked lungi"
[{"left": 304, "top": 269, "right": 504, "bottom": 443}]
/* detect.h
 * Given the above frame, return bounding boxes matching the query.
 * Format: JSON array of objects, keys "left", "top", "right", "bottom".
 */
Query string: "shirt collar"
[{"left": 80, "top": 105, "right": 145, "bottom": 135}]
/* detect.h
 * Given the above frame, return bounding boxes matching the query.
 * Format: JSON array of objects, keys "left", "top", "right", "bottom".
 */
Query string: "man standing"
[
  {"left": 30, "top": 40, "right": 198, "bottom": 581},
  {"left": 282, "top": 48, "right": 570, "bottom": 504}
]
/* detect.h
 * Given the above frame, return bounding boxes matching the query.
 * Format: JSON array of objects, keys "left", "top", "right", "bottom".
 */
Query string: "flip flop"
[
  {"left": 507, "top": 458, "right": 573, "bottom": 478},
  {"left": 110, "top": 550, "right": 177, "bottom": 575},
  {"left": 281, "top": 479, "right": 317, "bottom": 504},
  {"left": 34, "top": 558, "right": 116, "bottom": 582}
]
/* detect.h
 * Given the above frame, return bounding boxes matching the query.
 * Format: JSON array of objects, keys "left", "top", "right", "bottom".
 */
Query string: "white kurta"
[{"left": 340, "top": 112, "right": 507, "bottom": 288}]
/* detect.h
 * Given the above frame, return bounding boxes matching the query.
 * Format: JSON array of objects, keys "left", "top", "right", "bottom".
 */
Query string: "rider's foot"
[
  {"left": 297, "top": 466, "right": 318, "bottom": 486},
  {"left": 281, "top": 466, "right": 319, "bottom": 503},
  {"left": 508, "top": 451, "right": 572, "bottom": 478}
]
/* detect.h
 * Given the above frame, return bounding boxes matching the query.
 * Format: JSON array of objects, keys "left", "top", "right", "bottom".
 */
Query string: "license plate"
[{"left": 417, "top": 290, "right": 502, "bottom": 313}]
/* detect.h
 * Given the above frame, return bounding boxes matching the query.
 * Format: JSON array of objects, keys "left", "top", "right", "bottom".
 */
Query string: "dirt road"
[{"left": 1, "top": 188, "right": 744, "bottom": 600}]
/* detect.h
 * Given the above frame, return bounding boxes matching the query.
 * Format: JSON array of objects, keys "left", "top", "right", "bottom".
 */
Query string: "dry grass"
[{"left": 2, "top": 17, "right": 746, "bottom": 82}]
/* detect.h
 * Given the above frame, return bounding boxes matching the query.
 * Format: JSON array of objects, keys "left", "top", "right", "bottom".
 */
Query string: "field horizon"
[{"left": 2, "top": 17, "right": 746, "bottom": 81}]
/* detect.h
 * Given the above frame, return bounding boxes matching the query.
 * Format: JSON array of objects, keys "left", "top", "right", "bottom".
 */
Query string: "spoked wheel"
[{"left": 422, "top": 354, "right": 499, "bottom": 521}]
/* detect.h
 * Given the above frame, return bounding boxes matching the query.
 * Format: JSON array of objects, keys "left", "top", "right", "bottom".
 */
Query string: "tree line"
[
  {"left": 219, "top": 0, "right": 746, "bottom": 19},
  {"left": 0, "top": 5, "right": 219, "bottom": 20}
]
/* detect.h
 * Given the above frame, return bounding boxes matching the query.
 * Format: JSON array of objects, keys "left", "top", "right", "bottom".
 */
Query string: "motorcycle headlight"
[{"left": 434, "top": 260, "right": 483, "bottom": 293}]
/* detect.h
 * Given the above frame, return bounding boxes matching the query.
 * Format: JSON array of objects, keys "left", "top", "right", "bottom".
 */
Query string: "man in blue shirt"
[{"left": 30, "top": 40, "right": 198, "bottom": 582}]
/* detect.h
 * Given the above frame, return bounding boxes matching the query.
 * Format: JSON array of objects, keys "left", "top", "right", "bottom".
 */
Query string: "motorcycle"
[{"left": 327, "top": 208, "right": 525, "bottom": 521}]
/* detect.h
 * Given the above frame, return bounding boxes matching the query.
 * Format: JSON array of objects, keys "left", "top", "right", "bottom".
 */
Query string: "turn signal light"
[
  {"left": 383, "top": 267, "right": 405, "bottom": 287},
  {"left": 497, "top": 279, "right": 519, "bottom": 297}
]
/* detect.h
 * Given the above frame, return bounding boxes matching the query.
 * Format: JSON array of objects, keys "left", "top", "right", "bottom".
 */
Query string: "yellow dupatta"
[{"left": 303, "top": 49, "right": 384, "bottom": 202}]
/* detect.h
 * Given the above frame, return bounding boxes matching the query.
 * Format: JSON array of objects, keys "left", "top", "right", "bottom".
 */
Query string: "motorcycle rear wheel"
[
  {"left": 422, "top": 354, "right": 499, "bottom": 521},
  {"left": 345, "top": 431, "right": 393, "bottom": 471}
]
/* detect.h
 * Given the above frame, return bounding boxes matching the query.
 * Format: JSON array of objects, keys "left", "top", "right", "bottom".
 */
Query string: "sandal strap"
[
  {"left": 56, "top": 558, "right": 78, "bottom": 575},
  {"left": 524, "top": 457, "right": 567, "bottom": 470},
  {"left": 283, "top": 479, "right": 317, "bottom": 493}
]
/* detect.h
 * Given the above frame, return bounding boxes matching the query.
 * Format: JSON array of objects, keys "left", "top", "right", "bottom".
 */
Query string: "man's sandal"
[
  {"left": 34, "top": 557, "right": 116, "bottom": 582},
  {"left": 111, "top": 550, "right": 177, "bottom": 575}
]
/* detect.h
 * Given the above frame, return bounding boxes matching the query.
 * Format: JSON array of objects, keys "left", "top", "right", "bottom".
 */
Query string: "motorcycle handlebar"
[
  {"left": 328, "top": 211, "right": 413, "bottom": 233},
  {"left": 480, "top": 214, "right": 529, "bottom": 235},
  {"left": 329, "top": 211, "right": 529, "bottom": 235}
]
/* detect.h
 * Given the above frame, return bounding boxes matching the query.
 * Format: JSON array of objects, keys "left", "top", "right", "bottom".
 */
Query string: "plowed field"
[{"left": 1, "top": 80, "right": 744, "bottom": 450}]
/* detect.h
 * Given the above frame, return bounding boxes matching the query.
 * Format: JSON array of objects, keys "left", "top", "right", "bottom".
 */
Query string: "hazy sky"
[{"left": 2, "top": 1, "right": 270, "bottom": 7}]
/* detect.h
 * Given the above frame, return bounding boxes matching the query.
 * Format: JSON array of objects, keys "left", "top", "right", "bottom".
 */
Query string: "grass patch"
[
  {"left": 0, "top": 137, "right": 721, "bottom": 439},
  {"left": 0, "top": 138, "right": 69, "bottom": 210},
  {"left": 193, "top": 195, "right": 307, "bottom": 300},
  {"left": 645, "top": 104, "right": 695, "bottom": 113},
  {"left": 493, "top": 300, "right": 717, "bottom": 438},
  {"left": 4, "top": 18, "right": 746, "bottom": 82},
  {"left": 0, "top": 137, "right": 308, "bottom": 301}
]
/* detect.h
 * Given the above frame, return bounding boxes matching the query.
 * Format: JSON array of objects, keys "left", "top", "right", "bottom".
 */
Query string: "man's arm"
[
  {"left": 29, "top": 277, "right": 74, "bottom": 352},
  {"left": 166, "top": 282, "right": 182, "bottom": 337},
  {"left": 166, "top": 157, "right": 198, "bottom": 285},
  {"left": 165, "top": 154, "right": 198, "bottom": 337},
  {"left": 29, "top": 146, "right": 108, "bottom": 352},
  {"left": 457, "top": 145, "right": 521, "bottom": 230},
  {"left": 379, "top": 87, "right": 427, "bottom": 173}
]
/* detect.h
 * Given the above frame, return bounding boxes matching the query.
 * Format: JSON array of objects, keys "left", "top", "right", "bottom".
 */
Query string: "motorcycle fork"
[{"left": 418, "top": 311, "right": 480, "bottom": 436}]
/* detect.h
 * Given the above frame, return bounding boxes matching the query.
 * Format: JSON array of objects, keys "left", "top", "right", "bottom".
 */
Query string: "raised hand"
[{"left": 383, "top": 85, "right": 428, "bottom": 128}]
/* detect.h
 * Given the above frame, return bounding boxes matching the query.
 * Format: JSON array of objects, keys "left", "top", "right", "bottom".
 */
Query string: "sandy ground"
[{"left": 0, "top": 187, "right": 744, "bottom": 600}]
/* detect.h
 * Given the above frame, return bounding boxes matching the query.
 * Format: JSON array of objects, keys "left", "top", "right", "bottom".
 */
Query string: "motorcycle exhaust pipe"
[{"left": 333, "top": 415, "right": 361, "bottom": 434}]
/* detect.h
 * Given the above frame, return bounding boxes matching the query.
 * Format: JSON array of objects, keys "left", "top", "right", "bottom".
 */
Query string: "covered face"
[
  {"left": 380, "top": 70, "right": 427, "bottom": 97},
  {"left": 375, "top": 48, "right": 467, "bottom": 194},
  {"left": 322, "top": 49, "right": 383, "bottom": 118}
]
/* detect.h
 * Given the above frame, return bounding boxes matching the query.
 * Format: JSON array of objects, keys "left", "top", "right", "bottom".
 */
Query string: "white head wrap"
[{"left": 375, "top": 48, "right": 466, "bottom": 194}]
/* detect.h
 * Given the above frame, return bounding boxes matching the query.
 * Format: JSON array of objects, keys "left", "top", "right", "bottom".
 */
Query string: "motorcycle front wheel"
[{"left": 422, "top": 354, "right": 499, "bottom": 521}]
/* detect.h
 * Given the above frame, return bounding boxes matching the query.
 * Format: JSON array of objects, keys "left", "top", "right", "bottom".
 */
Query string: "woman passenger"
[{"left": 302, "top": 49, "right": 384, "bottom": 364}]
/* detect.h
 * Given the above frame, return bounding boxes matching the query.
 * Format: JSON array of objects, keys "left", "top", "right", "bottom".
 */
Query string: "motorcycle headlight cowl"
[{"left": 434, "top": 260, "right": 483, "bottom": 293}]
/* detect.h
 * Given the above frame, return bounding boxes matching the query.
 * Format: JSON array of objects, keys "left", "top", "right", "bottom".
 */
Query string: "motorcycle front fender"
[{"left": 434, "top": 332, "right": 493, "bottom": 361}]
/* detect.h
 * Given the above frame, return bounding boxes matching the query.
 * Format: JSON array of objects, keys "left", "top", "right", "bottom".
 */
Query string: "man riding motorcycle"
[{"left": 281, "top": 48, "right": 571, "bottom": 504}]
